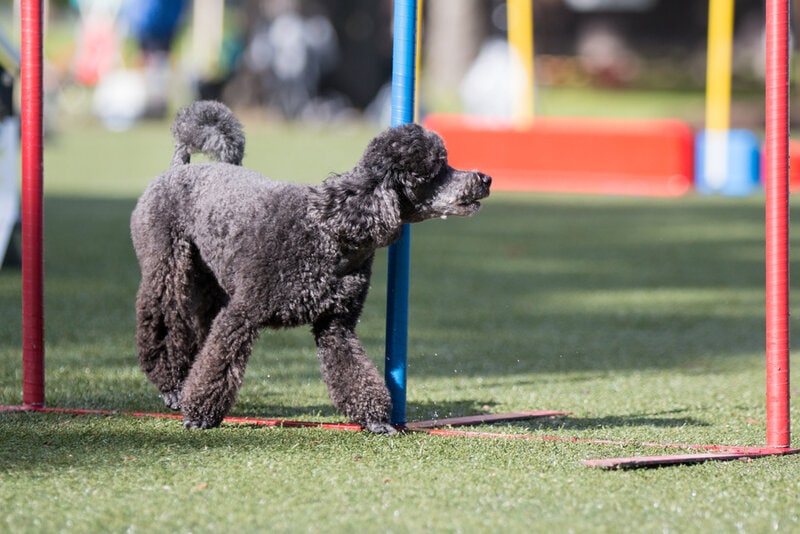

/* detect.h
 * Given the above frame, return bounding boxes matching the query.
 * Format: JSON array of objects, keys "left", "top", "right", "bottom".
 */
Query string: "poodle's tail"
[{"left": 171, "top": 101, "right": 245, "bottom": 167}]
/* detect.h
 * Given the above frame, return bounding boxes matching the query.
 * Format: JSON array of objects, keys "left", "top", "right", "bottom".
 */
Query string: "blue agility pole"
[{"left": 385, "top": 0, "right": 418, "bottom": 426}]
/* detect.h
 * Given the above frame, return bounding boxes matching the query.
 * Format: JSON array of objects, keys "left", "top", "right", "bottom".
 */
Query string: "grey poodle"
[{"left": 130, "top": 101, "right": 491, "bottom": 432}]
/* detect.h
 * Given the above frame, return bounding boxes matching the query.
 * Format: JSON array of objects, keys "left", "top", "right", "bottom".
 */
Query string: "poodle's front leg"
[
  {"left": 313, "top": 317, "right": 395, "bottom": 434},
  {"left": 180, "top": 304, "right": 259, "bottom": 429}
]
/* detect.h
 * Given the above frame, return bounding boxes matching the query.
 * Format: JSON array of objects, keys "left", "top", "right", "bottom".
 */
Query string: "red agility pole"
[
  {"left": 582, "top": 0, "right": 796, "bottom": 469},
  {"left": 20, "top": 0, "right": 45, "bottom": 408},
  {"left": 764, "top": 0, "right": 791, "bottom": 449}
]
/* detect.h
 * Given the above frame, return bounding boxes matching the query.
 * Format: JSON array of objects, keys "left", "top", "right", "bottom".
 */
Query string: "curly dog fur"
[{"left": 131, "top": 101, "right": 491, "bottom": 432}]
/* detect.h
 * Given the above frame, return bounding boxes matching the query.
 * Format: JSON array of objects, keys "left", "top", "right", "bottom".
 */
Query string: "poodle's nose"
[{"left": 477, "top": 172, "right": 492, "bottom": 187}]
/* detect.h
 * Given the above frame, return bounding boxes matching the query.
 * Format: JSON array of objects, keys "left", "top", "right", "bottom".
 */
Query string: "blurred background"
[{"left": 0, "top": 0, "right": 791, "bottom": 132}]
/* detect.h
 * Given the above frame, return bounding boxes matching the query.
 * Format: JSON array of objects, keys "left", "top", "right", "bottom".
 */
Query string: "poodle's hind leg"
[
  {"left": 136, "top": 239, "right": 225, "bottom": 410},
  {"left": 180, "top": 303, "right": 259, "bottom": 429},
  {"left": 313, "top": 317, "right": 395, "bottom": 434},
  {"left": 136, "top": 263, "right": 184, "bottom": 410}
]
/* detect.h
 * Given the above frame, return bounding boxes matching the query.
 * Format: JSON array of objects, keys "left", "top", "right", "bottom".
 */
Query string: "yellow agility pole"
[
  {"left": 192, "top": 0, "right": 225, "bottom": 80},
  {"left": 704, "top": 0, "right": 735, "bottom": 189},
  {"left": 507, "top": 0, "right": 534, "bottom": 127}
]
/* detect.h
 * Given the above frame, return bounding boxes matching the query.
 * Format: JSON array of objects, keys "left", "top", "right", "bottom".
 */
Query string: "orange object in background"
[
  {"left": 789, "top": 141, "right": 800, "bottom": 192},
  {"left": 424, "top": 114, "right": 695, "bottom": 197}
]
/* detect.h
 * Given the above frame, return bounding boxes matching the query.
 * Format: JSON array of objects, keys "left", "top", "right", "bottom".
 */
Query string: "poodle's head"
[{"left": 359, "top": 124, "right": 492, "bottom": 223}]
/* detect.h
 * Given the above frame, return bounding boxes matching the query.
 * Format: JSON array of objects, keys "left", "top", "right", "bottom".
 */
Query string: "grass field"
[{"left": 2, "top": 118, "right": 800, "bottom": 533}]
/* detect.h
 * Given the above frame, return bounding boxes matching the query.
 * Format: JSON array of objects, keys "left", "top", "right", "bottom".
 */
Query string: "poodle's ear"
[
  {"left": 314, "top": 176, "right": 403, "bottom": 248},
  {"left": 359, "top": 124, "right": 447, "bottom": 190},
  {"left": 357, "top": 182, "right": 403, "bottom": 246}
]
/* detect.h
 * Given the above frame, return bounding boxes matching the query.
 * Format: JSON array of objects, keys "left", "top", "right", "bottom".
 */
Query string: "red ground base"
[
  {"left": 0, "top": 404, "right": 365, "bottom": 431},
  {"left": 3, "top": 405, "right": 796, "bottom": 469},
  {"left": 582, "top": 449, "right": 800, "bottom": 470},
  {"left": 423, "top": 114, "right": 695, "bottom": 197},
  {"left": 407, "top": 410, "right": 568, "bottom": 429}
]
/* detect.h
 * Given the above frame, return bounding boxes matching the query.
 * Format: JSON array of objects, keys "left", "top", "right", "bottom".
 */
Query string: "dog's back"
[{"left": 170, "top": 101, "right": 246, "bottom": 167}]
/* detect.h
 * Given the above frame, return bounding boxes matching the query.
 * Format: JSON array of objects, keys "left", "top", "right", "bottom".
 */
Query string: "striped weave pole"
[
  {"left": 385, "top": 0, "right": 419, "bottom": 426},
  {"left": 20, "top": 0, "right": 45, "bottom": 408},
  {"left": 764, "top": 0, "right": 791, "bottom": 448}
]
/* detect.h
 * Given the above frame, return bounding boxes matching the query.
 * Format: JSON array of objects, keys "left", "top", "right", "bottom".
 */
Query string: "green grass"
[
  {"left": 536, "top": 86, "right": 708, "bottom": 123},
  {"left": 2, "top": 119, "right": 800, "bottom": 533}
]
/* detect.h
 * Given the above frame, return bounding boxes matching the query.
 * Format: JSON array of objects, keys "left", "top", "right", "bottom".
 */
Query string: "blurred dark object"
[
  {"left": 564, "top": 0, "right": 657, "bottom": 11},
  {"left": 0, "top": 28, "right": 19, "bottom": 269},
  {"left": 318, "top": 0, "right": 393, "bottom": 111},
  {"left": 0, "top": 27, "right": 18, "bottom": 120},
  {"left": 1, "top": 221, "right": 21, "bottom": 270},
  {"left": 0, "top": 66, "right": 13, "bottom": 120},
  {"left": 223, "top": 0, "right": 392, "bottom": 119}
]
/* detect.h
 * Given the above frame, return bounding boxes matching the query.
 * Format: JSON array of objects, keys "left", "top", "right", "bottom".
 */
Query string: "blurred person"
[
  {"left": 121, "top": 0, "right": 188, "bottom": 118},
  {"left": 71, "top": 0, "right": 123, "bottom": 87}
]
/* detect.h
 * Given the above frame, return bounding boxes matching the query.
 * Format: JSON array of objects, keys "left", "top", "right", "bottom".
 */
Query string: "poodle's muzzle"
[{"left": 421, "top": 169, "right": 492, "bottom": 220}]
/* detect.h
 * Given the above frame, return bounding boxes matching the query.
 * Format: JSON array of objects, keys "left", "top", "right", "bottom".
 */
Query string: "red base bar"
[
  {"left": 0, "top": 405, "right": 364, "bottom": 431},
  {"left": 408, "top": 426, "right": 799, "bottom": 469},
  {"left": 0, "top": 405, "right": 561, "bottom": 432},
  {"left": 583, "top": 448, "right": 800, "bottom": 470},
  {"left": 407, "top": 410, "right": 568, "bottom": 429}
]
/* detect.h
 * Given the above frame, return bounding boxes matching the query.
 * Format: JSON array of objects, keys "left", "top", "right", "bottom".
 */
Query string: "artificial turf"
[{"left": 1, "top": 120, "right": 800, "bottom": 533}]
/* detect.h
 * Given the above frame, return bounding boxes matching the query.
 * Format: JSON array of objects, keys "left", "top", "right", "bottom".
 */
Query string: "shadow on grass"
[
  {"left": 0, "top": 407, "right": 713, "bottom": 475},
  {"left": 0, "top": 411, "right": 352, "bottom": 473},
  {"left": 521, "top": 409, "right": 710, "bottom": 432}
]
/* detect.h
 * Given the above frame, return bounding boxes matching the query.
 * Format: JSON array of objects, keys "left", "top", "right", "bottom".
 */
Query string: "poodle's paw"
[
  {"left": 182, "top": 415, "right": 222, "bottom": 430},
  {"left": 364, "top": 421, "right": 399, "bottom": 435},
  {"left": 160, "top": 389, "right": 183, "bottom": 411},
  {"left": 181, "top": 403, "right": 224, "bottom": 429}
]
